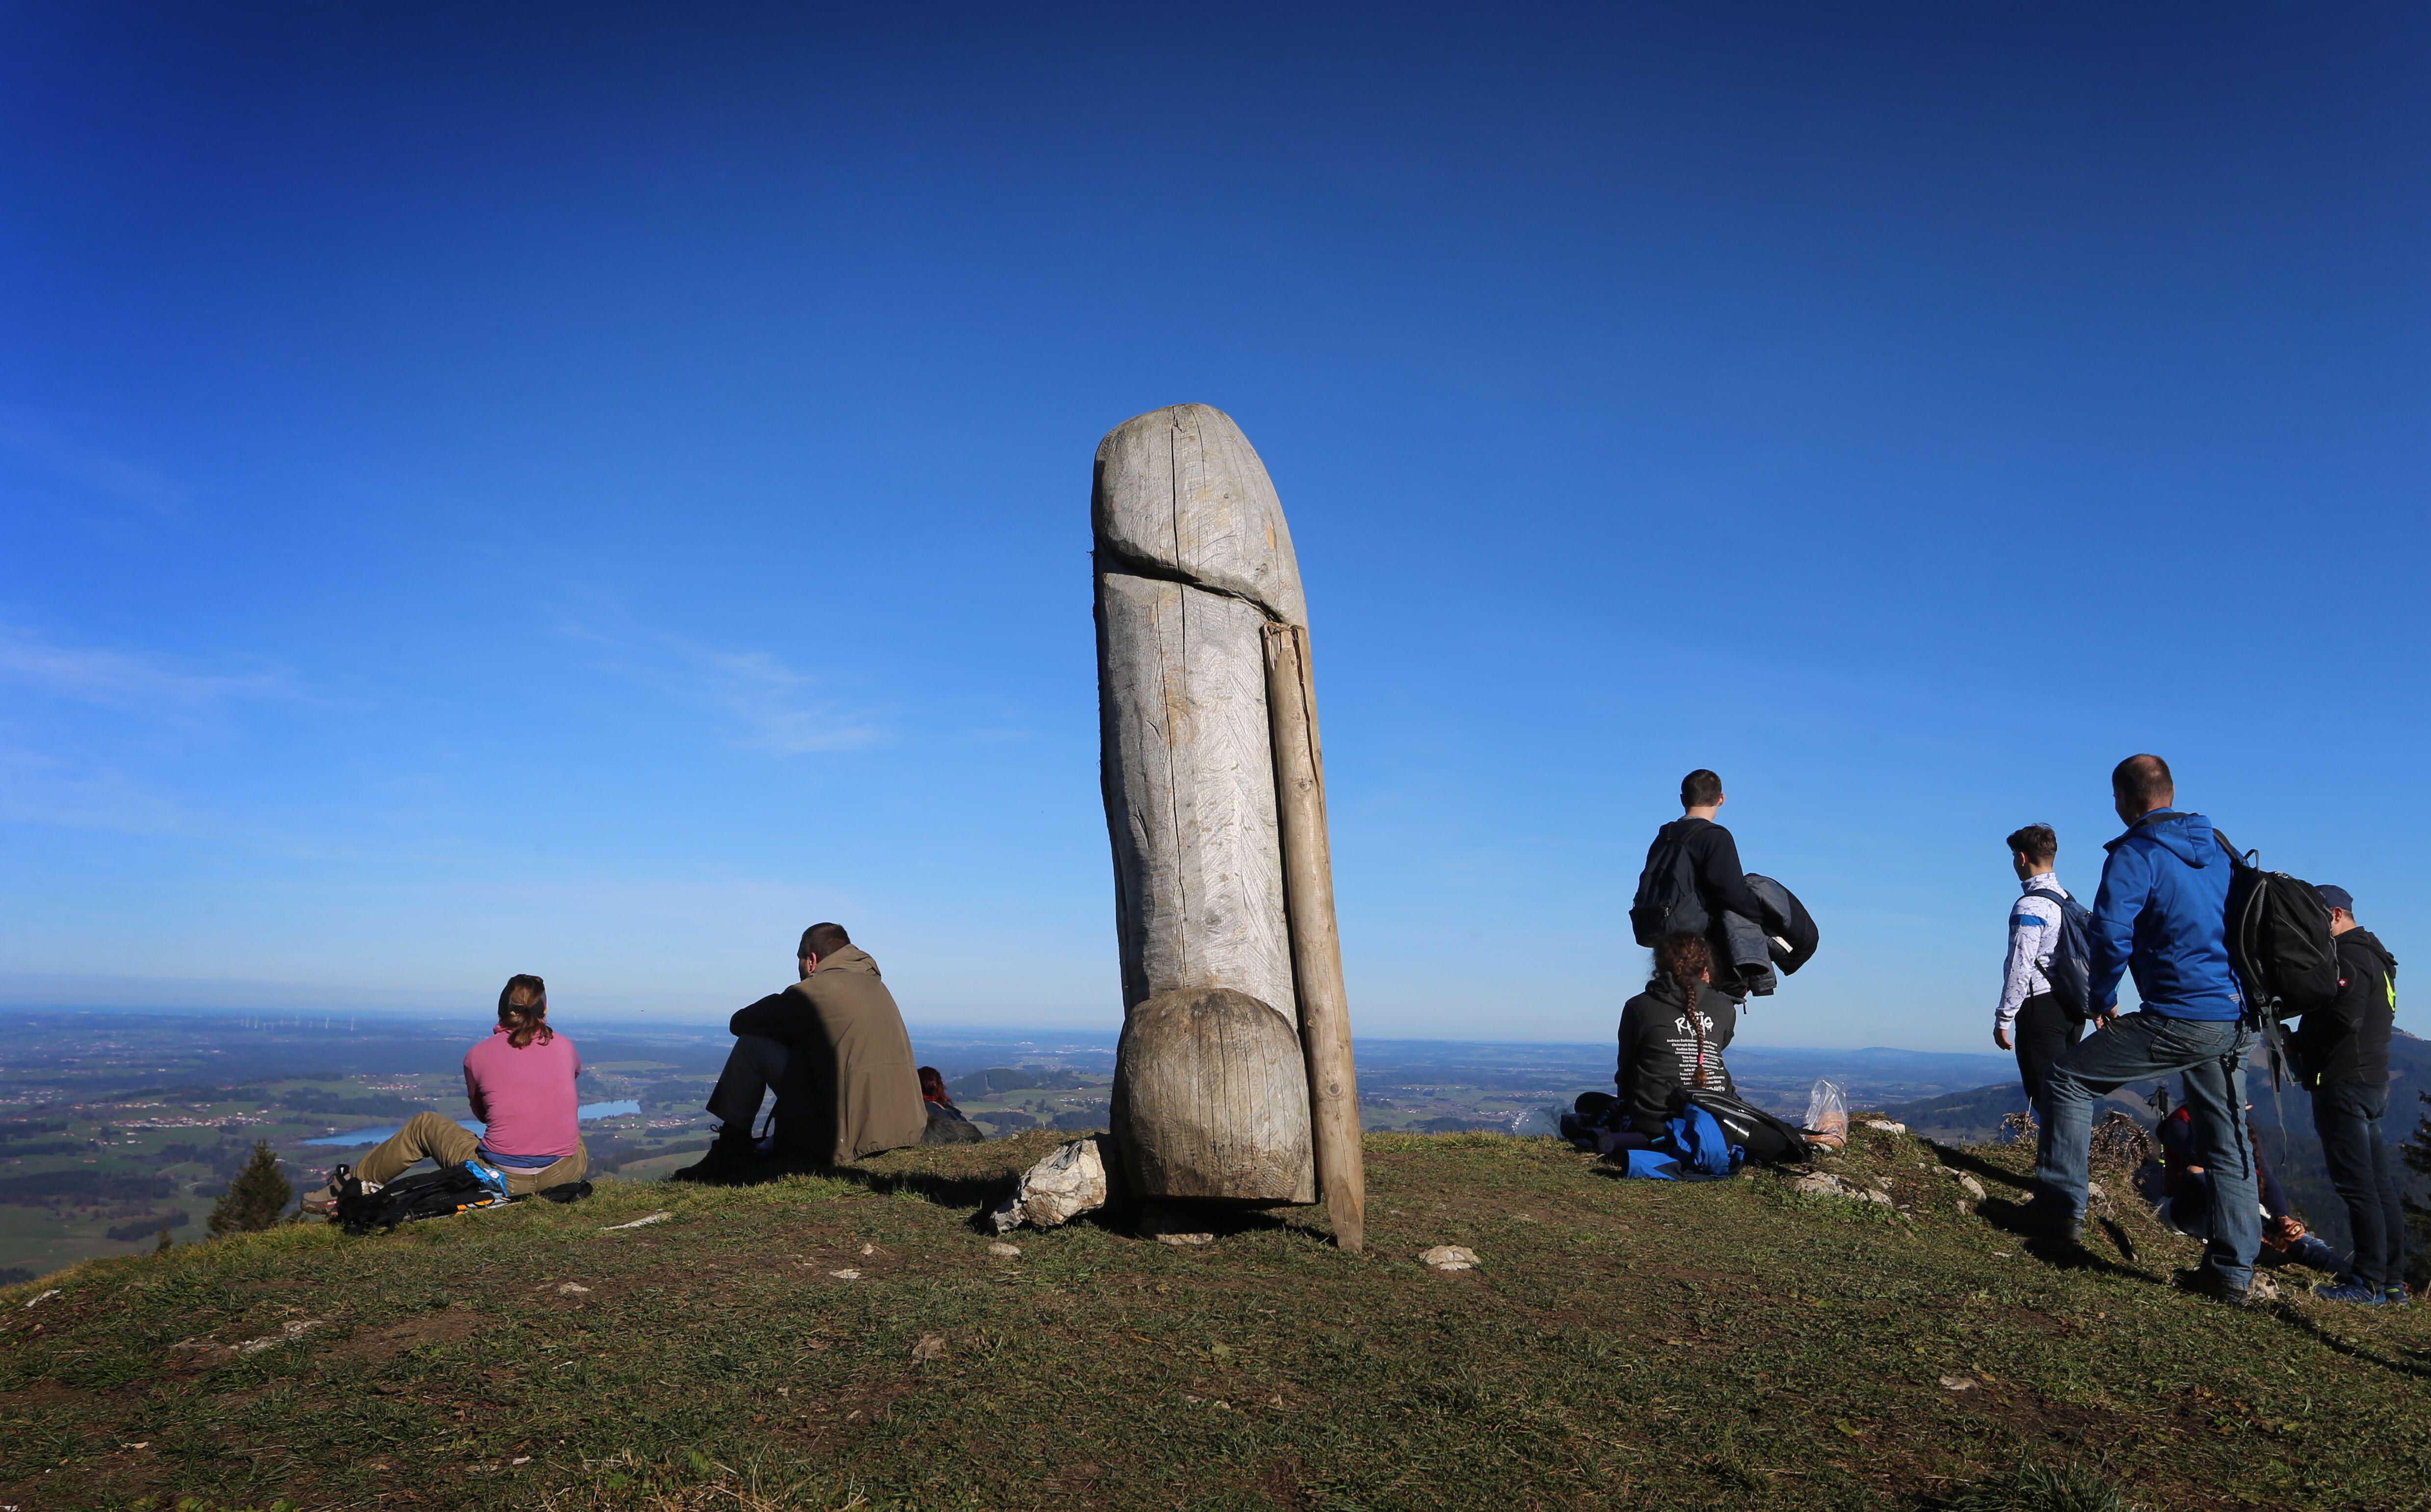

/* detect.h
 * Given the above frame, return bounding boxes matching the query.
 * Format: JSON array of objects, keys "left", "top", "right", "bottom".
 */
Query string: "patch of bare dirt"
[{"left": 333, "top": 1308, "right": 482, "bottom": 1363}]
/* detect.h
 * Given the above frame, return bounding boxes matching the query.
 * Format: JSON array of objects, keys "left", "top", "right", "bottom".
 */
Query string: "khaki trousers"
[{"left": 352, "top": 1110, "right": 589, "bottom": 1195}]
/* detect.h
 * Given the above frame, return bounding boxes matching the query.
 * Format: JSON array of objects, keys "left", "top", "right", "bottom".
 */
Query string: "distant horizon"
[{"left": 0, "top": 1001, "right": 2039, "bottom": 1063}]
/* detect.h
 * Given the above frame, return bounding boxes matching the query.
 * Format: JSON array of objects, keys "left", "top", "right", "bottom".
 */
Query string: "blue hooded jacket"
[{"left": 2089, "top": 809, "right": 2244, "bottom": 1021}]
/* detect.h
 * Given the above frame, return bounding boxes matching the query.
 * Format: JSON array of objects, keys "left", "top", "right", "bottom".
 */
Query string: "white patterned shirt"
[{"left": 1996, "top": 873, "right": 2072, "bottom": 1030}]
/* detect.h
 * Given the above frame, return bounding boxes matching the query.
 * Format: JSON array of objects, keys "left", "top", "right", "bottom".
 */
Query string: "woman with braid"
[{"left": 1605, "top": 932, "right": 1739, "bottom": 1150}]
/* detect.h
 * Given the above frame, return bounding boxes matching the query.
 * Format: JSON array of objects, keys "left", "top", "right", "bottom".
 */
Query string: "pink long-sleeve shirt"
[{"left": 462, "top": 1025, "right": 583, "bottom": 1162}]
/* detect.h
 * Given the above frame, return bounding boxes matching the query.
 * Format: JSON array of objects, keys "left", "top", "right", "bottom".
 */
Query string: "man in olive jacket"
[{"left": 679, "top": 923, "right": 926, "bottom": 1177}]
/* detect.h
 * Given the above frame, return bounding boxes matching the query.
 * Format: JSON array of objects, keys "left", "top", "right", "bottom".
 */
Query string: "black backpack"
[
  {"left": 1671, "top": 1086, "right": 1811, "bottom": 1166},
  {"left": 2213, "top": 832, "right": 2339, "bottom": 1014},
  {"left": 2212, "top": 830, "right": 2338, "bottom": 1092},
  {"left": 1631, "top": 832, "right": 1707, "bottom": 948},
  {"left": 332, "top": 1162, "right": 593, "bottom": 1235},
  {"left": 2024, "top": 885, "right": 2096, "bottom": 1022}
]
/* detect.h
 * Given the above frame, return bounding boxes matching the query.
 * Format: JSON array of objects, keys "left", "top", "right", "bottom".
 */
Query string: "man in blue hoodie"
[{"left": 2030, "top": 754, "right": 2261, "bottom": 1305}]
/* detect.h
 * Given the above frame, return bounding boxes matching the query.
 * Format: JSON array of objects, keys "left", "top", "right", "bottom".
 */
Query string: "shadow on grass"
[
  {"left": 2264, "top": 1302, "right": 2431, "bottom": 1381},
  {"left": 1923, "top": 1141, "right": 2034, "bottom": 1192},
  {"left": 1975, "top": 1197, "right": 2151, "bottom": 1280}
]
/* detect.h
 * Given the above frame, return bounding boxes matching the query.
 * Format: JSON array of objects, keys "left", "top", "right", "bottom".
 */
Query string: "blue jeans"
[
  {"left": 2312, "top": 1080, "right": 2406, "bottom": 1292},
  {"left": 2036, "top": 1011, "right": 2259, "bottom": 1288}
]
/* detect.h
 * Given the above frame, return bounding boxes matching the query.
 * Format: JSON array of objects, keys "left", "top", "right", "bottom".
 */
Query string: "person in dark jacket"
[
  {"left": 1609, "top": 932, "right": 1738, "bottom": 1145},
  {"left": 2027, "top": 755, "right": 2262, "bottom": 1306},
  {"left": 918, "top": 1065, "right": 985, "bottom": 1145},
  {"left": 1636, "top": 769, "right": 1788, "bottom": 999},
  {"left": 2281, "top": 886, "right": 2405, "bottom": 1303}
]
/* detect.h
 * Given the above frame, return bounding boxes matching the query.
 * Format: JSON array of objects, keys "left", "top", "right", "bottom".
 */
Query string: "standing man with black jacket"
[
  {"left": 2284, "top": 886, "right": 2405, "bottom": 1304},
  {"left": 1632, "top": 769, "right": 1787, "bottom": 998}
]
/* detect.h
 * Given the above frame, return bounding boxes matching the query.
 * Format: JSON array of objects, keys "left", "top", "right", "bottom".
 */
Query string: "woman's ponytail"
[{"left": 497, "top": 973, "right": 553, "bottom": 1050}]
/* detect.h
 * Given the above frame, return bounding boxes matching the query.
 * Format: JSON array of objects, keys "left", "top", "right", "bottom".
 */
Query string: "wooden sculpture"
[{"left": 1094, "top": 403, "right": 1365, "bottom": 1250}]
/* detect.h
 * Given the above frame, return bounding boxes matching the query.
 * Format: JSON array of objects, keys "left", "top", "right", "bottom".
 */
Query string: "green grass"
[{"left": 3, "top": 1124, "right": 2428, "bottom": 1511}]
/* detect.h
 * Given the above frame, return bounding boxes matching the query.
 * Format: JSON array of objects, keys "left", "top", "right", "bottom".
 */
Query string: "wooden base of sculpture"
[{"left": 1111, "top": 987, "right": 1315, "bottom": 1206}]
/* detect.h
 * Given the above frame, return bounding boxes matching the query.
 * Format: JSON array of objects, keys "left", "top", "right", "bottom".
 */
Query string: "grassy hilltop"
[{"left": 4, "top": 1125, "right": 2429, "bottom": 1512}]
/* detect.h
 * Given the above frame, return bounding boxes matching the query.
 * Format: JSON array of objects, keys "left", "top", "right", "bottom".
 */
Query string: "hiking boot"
[
  {"left": 2312, "top": 1280, "right": 2386, "bottom": 1305},
  {"left": 2016, "top": 1196, "right": 2084, "bottom": 1248},
  {"left": 669, "top": 1138, "right": 756, "bottom": 1184},
  {"left": 2172, "top": 1266, "right": 2262, "bottom": 1310},
  {"left": 2386, "top": 1283, "right": 2413, "bottom": 1306},
  {"left": 300, "top": 1181, "right": 344, "bottom": 1217}
]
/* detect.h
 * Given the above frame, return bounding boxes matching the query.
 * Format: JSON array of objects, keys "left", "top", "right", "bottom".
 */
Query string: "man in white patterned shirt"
[{"left": 1996, "top": 823, "right": 2083, "bottom": 1106}]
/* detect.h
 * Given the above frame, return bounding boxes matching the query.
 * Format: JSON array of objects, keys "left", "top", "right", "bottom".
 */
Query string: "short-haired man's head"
[
  {"left": 497, "top": 973, "right": 553, "bottom": 1049},
  {"left": 2005, "top": 824, "right": 2057, "bottom": 865},
  {"left": 798, "top": 922, "right": 852, "bottom": 960},
  {"left": 2112, "top": 753, "right": 2175, "bottom": 813},
  {"left": 1680, "top": 769, "right": 1723, "bottom": 808}
]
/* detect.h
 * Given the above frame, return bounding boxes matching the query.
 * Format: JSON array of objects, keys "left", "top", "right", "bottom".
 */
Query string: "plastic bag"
[{"left": 1803, "top": 1078, "right": 1848, "bottom": 1145}]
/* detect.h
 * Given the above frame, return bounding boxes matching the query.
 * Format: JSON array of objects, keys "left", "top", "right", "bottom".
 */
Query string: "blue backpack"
[
  {"left": 2025, "top": 885, "right": 2094, "bottom": 1022},
  {"left": 1612, "top": 1105, "right": 1741, "bottom": 1180}
]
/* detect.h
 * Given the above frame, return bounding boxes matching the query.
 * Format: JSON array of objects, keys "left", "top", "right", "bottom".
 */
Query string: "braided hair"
[{"left": 1652, "top": 932, "right": 1715, "bottom": 1087}]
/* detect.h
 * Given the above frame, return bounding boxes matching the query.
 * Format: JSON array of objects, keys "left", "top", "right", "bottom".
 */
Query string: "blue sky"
[{"left": 3, "top": 4, "right": 2425, "bottom": 1050}]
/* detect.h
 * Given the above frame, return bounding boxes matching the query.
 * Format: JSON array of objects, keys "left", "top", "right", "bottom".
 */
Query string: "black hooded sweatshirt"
[
  {"left": 1613, "top": 975, "right": 1739, "bottom": 1133},
  {"left": 2287, "top": 927, "right": 2398, "bottom": 1086}
]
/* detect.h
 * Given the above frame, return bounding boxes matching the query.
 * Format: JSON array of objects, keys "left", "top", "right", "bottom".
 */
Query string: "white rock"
[
  {"left": 1862, "top": 1119, "right": 1907, "bottom": 1134},
  {"left": 989, "top": 1135, "right": 1111, "bottom": 1234},
  {"left": 829, "top": 1269, "right": 862, "bottom": 1281},
  {"left": 1791, "top": 1172, "right": 1893, "bottom": 1207},
  {"left": 986, "top": 1242, "right": 1022, "bottom": 1258},
  {"left": 1956, "top": 1174, "right": 1987, "bottom": 1201},
  {"left": 556, "top": 1283, "right": 590, "bottom": 1295},
  {"left": 1155, "top": 1232, "right": 1216, "bottom": 1247},
  {"left": 234, "top": 1319, "right": 325, "bottom": 1356},
  {"left": 1420, "top": 1245, "right": 1479, "bottom": 1272}
]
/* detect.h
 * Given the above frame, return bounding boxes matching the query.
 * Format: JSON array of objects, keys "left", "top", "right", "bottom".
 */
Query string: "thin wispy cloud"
[
  {"left": 0, "top": 413, "right": 190, "bottom": 521},
  {"left": 0, "top": 742, "right": 200, "bottom": 836},
  {"left": 559, "top": 619, "right": 885, "bottom": 755},
  {"left": 0, "top": 625, "right": 299, "bottom": 716}
]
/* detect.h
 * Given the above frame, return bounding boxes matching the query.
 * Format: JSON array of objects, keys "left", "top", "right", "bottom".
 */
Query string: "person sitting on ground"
[
  {"left": 675, "top": 923, "right": 926, "bottom": 1179},
  {"left": 1600, "top": 932, "right": 1738, "bottom": 1153},
  {"left": 919, "top": 1065, "right": 985, "bottom": 1145},
  {"left": 305, "top": 974, "right": 586, "bottom": 1212},
  {"left": 2152, "top": 1092, "right": 2343, "bottom": 1276}
]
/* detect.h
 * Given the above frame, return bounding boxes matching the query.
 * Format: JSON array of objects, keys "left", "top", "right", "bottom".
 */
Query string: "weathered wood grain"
[
  {"left": 1110, "top": 986, "right": 1315, "bottom": 1205},
  {"left": 1261, "top": 621, "right": 1366, "bottom": 1252},
  {"left": 1093, "top": 404, "right": 1308, "bottom": 628}
]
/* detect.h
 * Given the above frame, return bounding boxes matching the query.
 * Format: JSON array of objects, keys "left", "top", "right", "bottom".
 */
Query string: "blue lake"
[{"left": 302, "top": 1100, "right": 643, "bottom": 1147}]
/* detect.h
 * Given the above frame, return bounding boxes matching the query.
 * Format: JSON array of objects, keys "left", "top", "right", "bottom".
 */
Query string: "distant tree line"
[{"left": 106, "top": 1210, "right": 190, "bottom": 1242}]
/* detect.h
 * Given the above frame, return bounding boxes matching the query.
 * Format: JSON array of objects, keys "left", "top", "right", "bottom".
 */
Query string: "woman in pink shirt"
[{"left": 307, "top": 975, "right": 588, "bottom": 1212}]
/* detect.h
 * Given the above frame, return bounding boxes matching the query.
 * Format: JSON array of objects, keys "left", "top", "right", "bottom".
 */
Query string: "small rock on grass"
[
  {"left": 1155, "top": 1232, "right": 1215, "bottom": 1247},
  {"left": 1420, "top": 1245, "right": 1480, "bottom": 1272},
  {"left": 829, "top": 1268, "right": 862, "bottom": 1281},
  {"left": 987, "top": 1242, "right": 1022, "bottom": 1258},
  {"left": 1791, "top": 1172, "right": 1892, "bottom": 1207},
  {"left": 556, "top": 1283, "right": 591, "bottom": 1295},
  {"left": 1863, "top": 1119, "right": 1908, "bottom": 1134},
  {"left": 911, "top": 1333, "right": 947, "bottom": 1363},
  {"left": 1939, "top": 1375, "right": 1978, "bottom": 1392}
]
